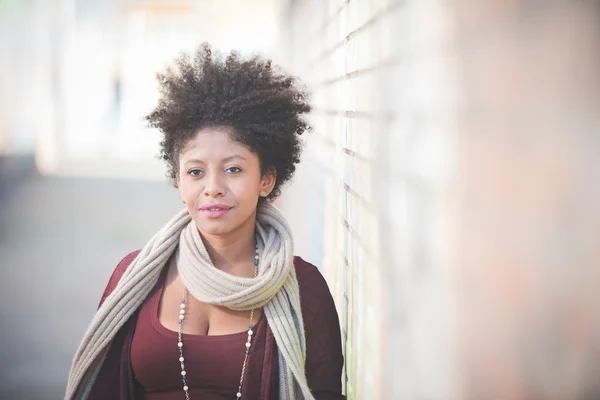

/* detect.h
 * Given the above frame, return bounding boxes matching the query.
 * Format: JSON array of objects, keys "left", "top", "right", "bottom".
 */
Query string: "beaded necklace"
[{"left": 175, "top": 246, "right": 259, "bottom": 400}]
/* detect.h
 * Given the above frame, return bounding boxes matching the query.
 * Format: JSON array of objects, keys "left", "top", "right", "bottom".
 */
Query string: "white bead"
[
  {"left": 179, "top": 315, "right": 184, "bottom": 320},
  {"left": 180, "top": 309, "right": 185, "bottom": 314},
  {"left": 248, "top": 329, "right": 253, "bottom": 335},
  {"left": 245, "top": 342, "right": 251, "bottom": 348},
  {"left": 237, "top": 392, "right": 242, "bottom": 398},
  {"left": 179, "top": 357, "right": 184, "bottom": 362},
  {"left": 183, "top": 385, "right": 189, "bottom": 391},
  {"left": 180, "top": 304, "right": 186, "bottom": 309},
  {"left": 178, "top": 342, "right": 183, "bottom": 347},
  {"left": 181, "top": 370, "right": 186, "bottom": 376}
]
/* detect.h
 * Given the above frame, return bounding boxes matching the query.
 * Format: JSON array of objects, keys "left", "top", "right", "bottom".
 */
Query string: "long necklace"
[{"left": 176, "top": 246, "right": 260, "bottom": 400}]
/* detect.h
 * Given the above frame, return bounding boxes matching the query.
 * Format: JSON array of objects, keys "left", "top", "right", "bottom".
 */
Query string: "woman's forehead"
[{"left": 180, "top": 128, "right": 256, "bottom": 162}]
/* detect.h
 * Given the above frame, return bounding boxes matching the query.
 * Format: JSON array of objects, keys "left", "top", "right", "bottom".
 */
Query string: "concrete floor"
[{"left": 0, "top": 156, "right": 182, "bottom": 399}]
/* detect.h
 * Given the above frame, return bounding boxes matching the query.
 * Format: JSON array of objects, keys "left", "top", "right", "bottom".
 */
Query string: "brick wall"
[
  {"left": 280, "top": 0, "right": 457, "bottom": 398},
  {"left": 281, "top": 0, "right": 600, "bottom": 399}
]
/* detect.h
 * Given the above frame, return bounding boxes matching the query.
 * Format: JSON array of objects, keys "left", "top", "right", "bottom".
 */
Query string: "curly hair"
[{"left": 145, "top": 43, "right": 311, "bottom": 201}]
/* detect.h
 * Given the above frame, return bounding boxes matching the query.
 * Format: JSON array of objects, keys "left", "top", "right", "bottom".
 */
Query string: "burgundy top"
[
  {"left": 130, "top": 268, "right": 269, "bottom": 399},
  {"left": 87, "top": 251, "right": 345, "bottom": 400}
]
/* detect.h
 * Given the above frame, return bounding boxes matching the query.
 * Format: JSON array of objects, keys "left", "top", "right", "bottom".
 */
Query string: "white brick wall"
[
  {"left": 281, "top": 1, "right": 600, "bottom": 398},
  {"left": 280, "top": 0, "right": 458, "bottom": 398}
]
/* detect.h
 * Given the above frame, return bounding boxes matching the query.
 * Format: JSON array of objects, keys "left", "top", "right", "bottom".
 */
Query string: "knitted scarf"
[{"left": 65, "top": 203, "right": 314, "bottom": 400}]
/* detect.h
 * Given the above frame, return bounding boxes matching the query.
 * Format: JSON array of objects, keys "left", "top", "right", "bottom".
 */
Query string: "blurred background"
[{"left": 1, "top": 0, "right": 600, "bottom": 399}]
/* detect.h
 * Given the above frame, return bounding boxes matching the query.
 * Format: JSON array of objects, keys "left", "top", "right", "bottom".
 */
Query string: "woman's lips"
[{"left": 200, "top": 205, "right": 232, "bottom": 219}]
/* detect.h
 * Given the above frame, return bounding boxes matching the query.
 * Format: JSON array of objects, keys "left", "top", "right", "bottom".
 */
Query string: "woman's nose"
[{"left": 203, "top": 171, "right": 226, "bottom": 198}]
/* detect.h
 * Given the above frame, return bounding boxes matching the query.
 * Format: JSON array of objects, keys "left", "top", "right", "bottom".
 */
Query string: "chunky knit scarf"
[{"left": 65, "top": 203, "right": 314, "bottom": 400}]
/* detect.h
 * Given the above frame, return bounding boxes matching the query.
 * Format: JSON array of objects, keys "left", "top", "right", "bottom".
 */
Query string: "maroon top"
[
  {"left": 87, "top": 251, "right": 345, "bottom": 400},
  {"left": 130, "top": 268, "right": 270, "bottom": 399}
]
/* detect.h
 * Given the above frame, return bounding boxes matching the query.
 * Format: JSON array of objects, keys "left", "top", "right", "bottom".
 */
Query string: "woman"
[{"left": 65, "top": 44, "right": 344, "bottom": 400}]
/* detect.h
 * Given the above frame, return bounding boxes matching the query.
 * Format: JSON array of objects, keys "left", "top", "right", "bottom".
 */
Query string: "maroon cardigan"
[{"left": 87, "top": 251, "right": 345, "bottom": 399}]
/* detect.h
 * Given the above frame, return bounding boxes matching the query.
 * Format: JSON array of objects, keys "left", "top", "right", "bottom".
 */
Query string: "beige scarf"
[{"left": 65, "top": 202, "right": 315, "bottom": 400}]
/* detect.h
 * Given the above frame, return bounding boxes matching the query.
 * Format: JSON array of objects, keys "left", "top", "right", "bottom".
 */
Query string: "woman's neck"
[{"left": 199, "top": 217, "right": 258, "bottom": 276}]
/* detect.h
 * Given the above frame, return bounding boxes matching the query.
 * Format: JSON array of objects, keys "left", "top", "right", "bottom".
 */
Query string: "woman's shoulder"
[
  {"left": 293, "top": 256, "right": 336, "bottom": 320},
  {"left": 98, "top": 250, "right": 142, "bottom": 308},
  {"left": 293, "top": 256, "right": 327, "bottom": 288}
]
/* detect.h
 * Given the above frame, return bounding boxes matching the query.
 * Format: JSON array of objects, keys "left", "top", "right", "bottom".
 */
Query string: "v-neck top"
[{"left": 130, "top": 269, "right": 267, "bottom": 399}]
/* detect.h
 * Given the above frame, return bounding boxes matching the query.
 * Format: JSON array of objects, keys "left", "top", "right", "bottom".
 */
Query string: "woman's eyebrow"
[
  {"left": 223, "top": 155, "right": 247, "bottom": 163},
  {"left": 184, "top": 158, "right": 205, "bottom": 165}
]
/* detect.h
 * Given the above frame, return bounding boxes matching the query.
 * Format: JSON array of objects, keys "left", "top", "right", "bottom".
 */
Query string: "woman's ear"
[{"left": 259, "top": 169, "right": 277, "bottom": 198}]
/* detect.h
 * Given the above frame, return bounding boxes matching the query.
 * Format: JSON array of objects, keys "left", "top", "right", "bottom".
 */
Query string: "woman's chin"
[{"left": 194, "top": 220, "right": 231, "bottom": 237}]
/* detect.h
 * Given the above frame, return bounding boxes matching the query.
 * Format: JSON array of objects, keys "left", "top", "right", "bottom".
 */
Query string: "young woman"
[{"left": 65, "top": 44, "right": 344, "bottom": 400}]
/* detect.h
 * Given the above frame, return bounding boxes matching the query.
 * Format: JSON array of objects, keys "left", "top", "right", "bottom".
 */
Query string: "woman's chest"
[
  {"left": 159, "top": 261, "right": 263, "bottom": 336},
  {"left": 130, "top": 276, "right": 269, "bottom": 398}
]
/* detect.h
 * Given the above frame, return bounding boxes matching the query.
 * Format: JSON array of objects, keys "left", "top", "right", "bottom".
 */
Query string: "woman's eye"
[
  {"left": 188, "top": 169, "right": 204, "bottom": 177},
  {"left": 226, "top": 166, "right": 242, "bottom": 174}
]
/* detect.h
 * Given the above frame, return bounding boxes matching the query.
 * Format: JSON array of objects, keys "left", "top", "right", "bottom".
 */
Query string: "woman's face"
[{"left": 177, "top": 126, "right": 275, "bottom": 238}]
